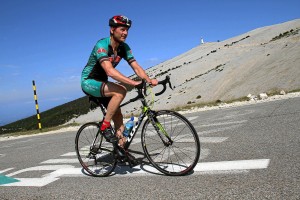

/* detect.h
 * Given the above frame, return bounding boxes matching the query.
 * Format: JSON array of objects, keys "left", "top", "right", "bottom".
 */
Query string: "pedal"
[
  {"left": 108, "top": 136, "right": 118, "bottom": 143},
  {"left": 102, "top": 129, "right": 118, "bottom": 143},
  {"left": 125, "top": 152, "right": 139, "bottom": 168}
]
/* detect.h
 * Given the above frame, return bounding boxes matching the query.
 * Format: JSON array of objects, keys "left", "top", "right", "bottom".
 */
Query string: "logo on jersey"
[
  {"left": 109, "top": 55, "right": 121, "bottom": 67},
  {"left": 97, "top": 48, "right": 107, "bottom": 54}
]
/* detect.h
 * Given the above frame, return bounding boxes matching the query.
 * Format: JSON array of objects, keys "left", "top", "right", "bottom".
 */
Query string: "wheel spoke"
[
  {"left": 142, "top": 111, "right": 200, "bottom": 175},
  {"left": 75, "top": 122, "right": 116, "bottom": 177}
]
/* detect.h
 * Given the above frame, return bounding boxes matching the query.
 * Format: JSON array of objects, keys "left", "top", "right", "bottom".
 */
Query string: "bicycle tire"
[
  {"left": 141, "top": 110, "right": 200, "bottom": 176},
  {"left": 75, "top": 122, "right": 117, "bottom": 177}
]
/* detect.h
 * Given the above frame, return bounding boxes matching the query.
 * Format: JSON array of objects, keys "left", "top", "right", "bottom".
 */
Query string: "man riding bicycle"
[{"left": 81, "top": 15, "right": 158, "bottom": 157}]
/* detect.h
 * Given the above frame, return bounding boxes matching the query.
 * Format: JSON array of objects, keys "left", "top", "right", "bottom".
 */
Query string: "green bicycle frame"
[{"left": 123, "top": 103, "right": 172, "bottom": 149}]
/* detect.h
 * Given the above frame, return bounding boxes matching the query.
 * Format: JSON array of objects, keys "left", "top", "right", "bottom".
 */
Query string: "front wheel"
[
  {"left": 75, "top": 122, "right": 117, "bottom": 177},
  {"left": 141, "top": 110, "right": 200, "bottom": 176}
]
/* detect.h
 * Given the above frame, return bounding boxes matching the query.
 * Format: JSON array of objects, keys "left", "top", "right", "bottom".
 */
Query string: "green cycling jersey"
[{"left": 81, "top": 37, "right": 135, "bottom": 82}]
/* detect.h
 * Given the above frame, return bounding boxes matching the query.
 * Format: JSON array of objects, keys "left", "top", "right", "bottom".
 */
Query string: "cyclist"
[{"left": 81, "top": 15, "right": 158, "bottom": 154}]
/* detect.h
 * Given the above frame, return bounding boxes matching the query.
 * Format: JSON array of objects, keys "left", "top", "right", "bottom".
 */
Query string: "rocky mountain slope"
[{"left": 71, "top": 19, "right": 300, "bottom": 123}]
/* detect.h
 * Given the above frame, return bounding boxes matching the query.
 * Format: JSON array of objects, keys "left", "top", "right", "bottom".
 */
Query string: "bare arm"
[
  {"left": 101, "top": 60, "right": 139, "bottom": 86},
  {"left": 130, "top": 61, "right": 158, "bottom": 86}
]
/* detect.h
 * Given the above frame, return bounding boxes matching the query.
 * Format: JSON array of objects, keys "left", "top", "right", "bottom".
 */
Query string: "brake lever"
[
  {"left": 155, "top": 77, "right": 167, "bottom": 96},
  {"left": 166, "top": 76, "right": 173, "bottom": 90},
  {"left": 135, "top": 81, "right": 144, "bottom": 90},
  {"left": 154, "top": 76, "right": 173, "bottom": 96},
  {"left": 143, "top": 81, "right": 147, "bottom": 96}
]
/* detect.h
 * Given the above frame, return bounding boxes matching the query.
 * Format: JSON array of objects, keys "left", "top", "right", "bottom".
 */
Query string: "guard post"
[{"left": 32, "top": 80, "right": 42, "bottom": 130}]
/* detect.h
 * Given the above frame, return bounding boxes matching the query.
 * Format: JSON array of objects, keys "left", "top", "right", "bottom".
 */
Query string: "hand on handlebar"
[
  {"left": 134, "top": 80, "right": 145, "bottom": 90},
  {"left": 121, "top": 76, "right": 173, "bottom": 107},
  {"left": 134, "top": 81, "right": 143, "bottom": 86},
  {"left": 149, "top": 79, "right": 158, "bottom": 87},
  {"left": 134, "top": 78, "right": 158, "bottom": 90},
  {"left": 134, "top": 76, "right": 173, "bottom": 96}
]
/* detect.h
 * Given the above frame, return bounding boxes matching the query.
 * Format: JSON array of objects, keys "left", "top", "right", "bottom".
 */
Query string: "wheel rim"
[
  {"left": 142, "top": 111, "right": 200, "bottom": 175},
  {"left": 75, "top": 123, "right": 116, "bottom": 177}
]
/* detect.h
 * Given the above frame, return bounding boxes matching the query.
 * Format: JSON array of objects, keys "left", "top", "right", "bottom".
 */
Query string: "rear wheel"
[
  {"left": 75, "top": 122, "right": 116, "bottom": 177},
  {"left": 141, "top": 110, "right": 200, "bottom": 176}
]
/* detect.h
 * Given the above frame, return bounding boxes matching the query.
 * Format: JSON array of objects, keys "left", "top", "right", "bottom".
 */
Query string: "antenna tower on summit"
[{"left": 200, "top": 37, "right": 204, "bottom": 44}]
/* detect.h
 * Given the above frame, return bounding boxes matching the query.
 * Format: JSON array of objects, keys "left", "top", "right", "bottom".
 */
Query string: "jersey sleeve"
[
  {"left": 94, "top": 40, "right": 110, "bottom": 63},
  {"left": 123, "top": 43, "right": 136, "bottom": 64}
]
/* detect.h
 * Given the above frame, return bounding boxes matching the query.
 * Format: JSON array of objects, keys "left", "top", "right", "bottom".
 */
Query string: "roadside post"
[{"left": 32, "top": 80, "right": 42, "bottom": 130}]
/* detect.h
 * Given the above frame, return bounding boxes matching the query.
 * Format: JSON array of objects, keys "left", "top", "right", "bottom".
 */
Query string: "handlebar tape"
[{"left": 155, "top": 76, "right": 173, "bottom": 96}]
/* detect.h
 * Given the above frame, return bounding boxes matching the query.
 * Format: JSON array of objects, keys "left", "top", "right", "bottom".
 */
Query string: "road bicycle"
[{"left": 75, "top": 76, "right": 200, "bottom": 176}]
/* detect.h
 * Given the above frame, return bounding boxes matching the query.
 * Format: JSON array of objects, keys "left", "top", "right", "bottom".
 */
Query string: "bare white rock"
[{"left": 259, "top": 93, "right": 268, "bottom": 100}]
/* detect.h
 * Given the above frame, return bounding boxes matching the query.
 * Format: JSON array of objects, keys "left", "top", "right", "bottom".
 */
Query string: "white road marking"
[
  {"left": 41, "top": 159, "right": 272, "bottom": 176},
  {"left": 43, "top": 148, "right": 212, "bottom": 165},
  {"left": 1, "top": 159, "right": 270, "bottom": 186},
  {"left": 195, "top": 120, "right": 247, "bottom": 128},
  {"left": 152, "top": 116, "right": 198, "bottom": 126},
  {"left": 197, "top": 124, "right": 242, "bottom": 135},
  {"left": 61, "top": 152, "right": 76, "bottom": 156},
  {"left": 40, "top": 159, "right": 270, "bottom": 175},
  {"left": 3, "top": 165, "right": 75, "bottom": 187},
  {"left": 223, "top": 110, "right": 253, "bottom": 119},
  {"left": 7, "top": 165, "right": 74, "bottom": 177},
  {"left": 194, "top": 159, "right": 270, "bottom": 171},
  {"left": 0, "top": 168, "right": 14, "bottom": 174},
  {"left": 23, "top": 159, "right": 263, "bottom": 179},
  {"left": 41, "top": 159, "right": 79, "bottom": 164},
  {"left": 187, "top": 116, "right": 199, "bottom": 121},
  {"left": 199, "top": 169, "right": 249, "bottom": 175},
  {"left": 199, "top": 137, "right": 228, "bottom": 143},
  {"left": 1, "top": 177, "right": 60, "bottom": 187},
  {"left": 147, "top": 135, "right": 228, "bottom": 144}
]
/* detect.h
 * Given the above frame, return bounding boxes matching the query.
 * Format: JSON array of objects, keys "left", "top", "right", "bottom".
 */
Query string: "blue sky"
[{"left": 1, "top": 0, "right": 299, "bottom": 125}]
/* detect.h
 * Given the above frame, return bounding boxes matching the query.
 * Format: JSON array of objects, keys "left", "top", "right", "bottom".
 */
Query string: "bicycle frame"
[
  {"left": 120, "top": 96, "right": 172, "bottom": 150},
  {"left": 123, "top": 109, "right": 146, "bottom": 149},
  {"left": 120, "top": 95, "right": 148, "bottom": 149}
]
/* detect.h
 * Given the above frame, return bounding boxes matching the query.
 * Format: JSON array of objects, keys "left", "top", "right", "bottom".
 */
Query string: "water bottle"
[{"left": 123, "top": 115, "right": 134, "bottom": 137}]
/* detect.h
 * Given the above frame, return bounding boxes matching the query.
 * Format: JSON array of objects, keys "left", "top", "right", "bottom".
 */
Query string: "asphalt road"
[{"left": 1, "top": 97, "right": 299, "bottom": 199}]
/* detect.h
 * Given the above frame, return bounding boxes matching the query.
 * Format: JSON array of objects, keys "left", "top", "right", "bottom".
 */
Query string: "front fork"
[
  {"left": 147, "top": 110, "right": 173, "bottom": 146},
  {"left": 90, "top": 121, "right": 109, "bottom": 156},
  {"left": 90, "top": 129, "right": 103, "bottom": 156}
]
